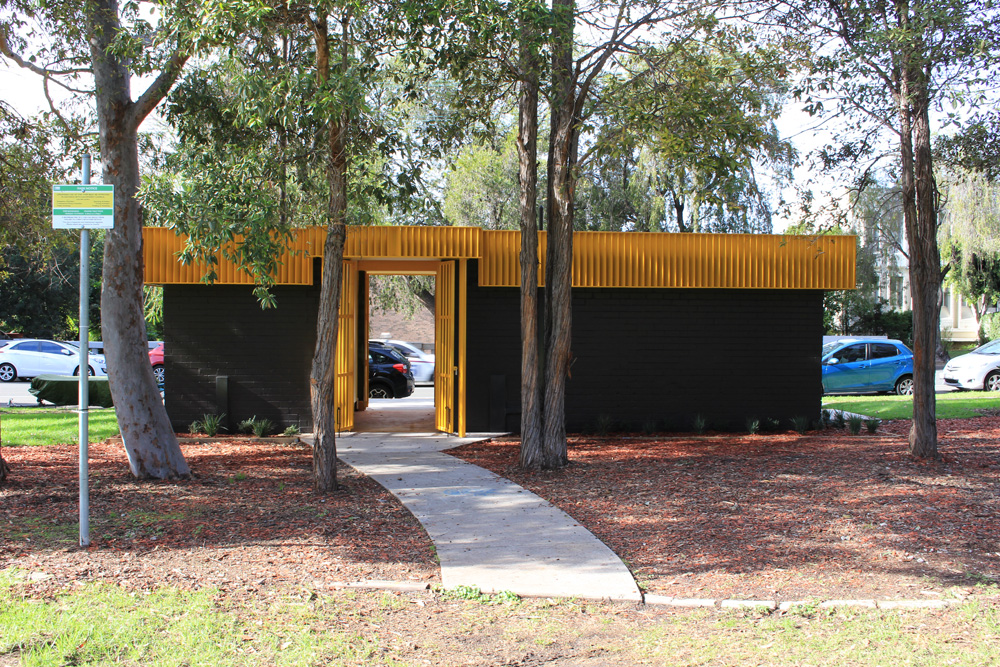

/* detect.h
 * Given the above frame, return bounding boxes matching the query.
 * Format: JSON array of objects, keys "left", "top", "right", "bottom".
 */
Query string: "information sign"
[{"left": 52, "top": 184, "right": 114, "bottom": 229}]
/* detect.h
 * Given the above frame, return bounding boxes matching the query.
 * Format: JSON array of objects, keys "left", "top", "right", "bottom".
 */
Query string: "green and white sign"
[{"left": 52, "top": 184, "right": 114, "bottom": 229}]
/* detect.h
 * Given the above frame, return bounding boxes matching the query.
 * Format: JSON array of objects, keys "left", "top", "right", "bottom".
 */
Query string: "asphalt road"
[{"left": 0, "top": 381, "right": 38, "bottom": 407}]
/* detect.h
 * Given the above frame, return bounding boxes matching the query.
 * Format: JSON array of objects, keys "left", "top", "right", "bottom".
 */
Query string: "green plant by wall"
[
  {"left": 865, "top": 418, "right": 881, "bottom": 434},
  {"left": 239, "top": 416, "right": 274, "bottom": 437},
  {"left": 746, "top": 417, "right": 761, "bottom": 435},
  {"left": 847, "top": 414, "right": 864, "bottom": 435},
  {"left": 693, "top": 414, "right": 707, "bottom": 435},
  {"left": 189, "top": 413, "right": 226, "bottom": 436},
  {"left": 792, "top": 415, "right": 811, "bottom": 434}
]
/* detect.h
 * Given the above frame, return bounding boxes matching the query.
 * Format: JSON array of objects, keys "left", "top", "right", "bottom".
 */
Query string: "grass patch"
[
  {"left": 0, "top": 575, "right": 380, "bottom": 666},
  {"left": 823, "top": 391, "right": 1000, "bottom": 420},
  {"left": 2, "top": 575, "right": 1000, "bottom": 666},
  {"left": 0, "top": 407, "right": 119, "bottom": 446}
]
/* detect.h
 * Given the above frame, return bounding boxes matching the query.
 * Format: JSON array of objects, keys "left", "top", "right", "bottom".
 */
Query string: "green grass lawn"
[
  {"left": 0, "top": 407, "right": 119, "bottom": 446},
  {"left": 823, "top": 390, "right": 1000, "bottom": 420},
  {"left": 2, "top": 574, "right": 999, "bottom": 667}
]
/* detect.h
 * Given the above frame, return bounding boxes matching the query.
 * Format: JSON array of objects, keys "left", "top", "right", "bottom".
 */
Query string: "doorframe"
[{"left": 341, "top": 258, "right": 466, "bottom": 436}]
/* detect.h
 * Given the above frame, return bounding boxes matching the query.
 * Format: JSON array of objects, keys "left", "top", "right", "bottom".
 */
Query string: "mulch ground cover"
[
  {"left": 0, "top": 438, "right": 437, "bottom": 599},
  {"left": 2, "top": 418, "right": 1000, "bottom": 603},
  {"left": 449, "top": 417, "right": 1000, "bottom": 601}
]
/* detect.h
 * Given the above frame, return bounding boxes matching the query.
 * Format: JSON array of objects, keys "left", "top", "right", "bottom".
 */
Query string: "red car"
[{"left": 149, "top": 343, "right": 164, "bottom": 384}]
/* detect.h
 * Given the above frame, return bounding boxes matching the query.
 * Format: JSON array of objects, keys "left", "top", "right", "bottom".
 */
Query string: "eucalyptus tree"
[
  {"left": 0, "top": 1, "right": 224, "bottom": 478},
  {"left": 765, "top": 0, "right": 1000, "bottom": 459},
  {"left": 141, "top": 1, "right": 436, "bottom": 491},
  {"left": 575, "top": 39, "right": 795, "bottom": 234}
]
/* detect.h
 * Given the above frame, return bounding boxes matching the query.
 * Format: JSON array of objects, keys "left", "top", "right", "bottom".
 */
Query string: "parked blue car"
[{"left": 822, "top": 338, "right": 914, "bottom": 395}]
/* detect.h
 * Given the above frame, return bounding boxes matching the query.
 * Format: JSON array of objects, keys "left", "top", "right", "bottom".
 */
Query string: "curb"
[
  {"left": 321, "top": 580, "right": 961, "bottom": 610},
  {"left": 644, "top": 595, "right": 954, "bottom": 611}
]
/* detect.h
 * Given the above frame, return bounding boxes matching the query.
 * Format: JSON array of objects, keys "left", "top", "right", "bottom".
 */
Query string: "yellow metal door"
[
  {"left": 334, "top": 261, "right": 357, "bottom": 432},
  {"left": 435, "top": 261, "right": 455, "bottom": 433}
]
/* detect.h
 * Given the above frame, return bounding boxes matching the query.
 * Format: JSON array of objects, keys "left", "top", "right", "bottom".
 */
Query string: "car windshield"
[
  {"left": 822, "top": 341, "right": 846, "bottom": 357},
  {"left": 974, "top": 339, "right": 1000, "bottom": 355}
]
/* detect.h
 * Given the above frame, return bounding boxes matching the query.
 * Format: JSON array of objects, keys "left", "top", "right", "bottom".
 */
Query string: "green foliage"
[
  {"left": 442, "top": 131, "right": 520, "bottom": 230},
  {"left": 847, "top": 414, "right": 864, "bottom": 435},
  {"left": 746, "top": 417, "right": 760, "bottom": 435},
  {"left": 692, "top": 414, "right": 707, "bottom": 435},
  {"left": 792, "top": 415, "right": 811, "bottom": 435},
  {"left": 282, "top": 424, "right": 301, "bottom": 436},
  {"left": 190, "top": 413, "right": 226, "bottom": 436},
  {"left": 438, "top": 585, "right": 520, "bottom": 604},
  {"left": 576, "top": 36, "right": 796, "bottom": 234},
  {"left": 825, "top": 291, "right": 913, "bottom": 346},
  {"left": 980, "top": 312, "right": 1000, "bottom": 342},
  {"left": 238, "top": 416, "right": 274, "bottom": 437},
  {"left": 865, "top": 418, "right": 881, "bottom": 434}
]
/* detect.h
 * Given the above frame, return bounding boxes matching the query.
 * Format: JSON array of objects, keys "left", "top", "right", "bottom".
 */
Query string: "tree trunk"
[
  {"left": 542, "top": 0, "right": 576, "bottom": 469},
  {"left": 89, "top": 0, "right": 190, "bottom": 479},
  {"left": 895, "top": 6, "right": 938, "bottom": 459},
  {"left": 517, "top": 5, "right": 543, "bottom": 469},
  {"left": 309, "top": 12, "right": 350, "bottom": 492},
  {"left": 907, "top": 71, "right": 940, "bottom": 459}
]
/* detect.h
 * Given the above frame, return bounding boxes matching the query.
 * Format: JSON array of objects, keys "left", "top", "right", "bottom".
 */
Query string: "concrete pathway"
[{"left": 327, "top": 431, "right": 642, "bottom": 602}]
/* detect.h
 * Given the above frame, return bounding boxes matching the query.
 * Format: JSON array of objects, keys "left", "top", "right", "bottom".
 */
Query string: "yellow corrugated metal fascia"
[
  {"left": 143, "top": 225, "right": 483, "bottom": 285},
  {"left": 478, "top": 231, "right": 856, "bottom": 290},
  {"left": 145, "top": 226, "right": 855, "bottom": 289},
  {"left": 143, "top": 227, "right": 323, "bottom": 286},
  {"left": 344, "top": 225, "right": 481, "bottom": 259}
]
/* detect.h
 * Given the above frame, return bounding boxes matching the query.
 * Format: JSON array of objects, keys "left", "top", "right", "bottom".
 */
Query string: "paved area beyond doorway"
[{"left": 308, "top": 429, "right": 642, "bottom": 601}]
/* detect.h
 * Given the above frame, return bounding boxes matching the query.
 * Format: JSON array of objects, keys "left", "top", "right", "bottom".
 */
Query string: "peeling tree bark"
[
  {"left": 309, "top": 12, "right": 350, "bottom": 493},
  {"left": 517, "top": 5, "right": 543, "bottom": 469},
  {"left": 88, "top": 0, "right": 190, "bottom": 479},
  {"left": 541, "top": 0, "right": 576, "bottom": 469}
]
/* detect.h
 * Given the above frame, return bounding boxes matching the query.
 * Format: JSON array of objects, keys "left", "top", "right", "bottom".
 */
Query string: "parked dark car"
[
  {"left": 821, "top": 337, "right": 914, "bottom": 395},
  {"left": 368, "top": 343, "right": 414, "bottom": 399}
]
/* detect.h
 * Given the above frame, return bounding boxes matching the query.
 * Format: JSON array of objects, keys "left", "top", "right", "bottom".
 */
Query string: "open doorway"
[{"left": 352, "top": 263, "right": 440, "bottom": 434}]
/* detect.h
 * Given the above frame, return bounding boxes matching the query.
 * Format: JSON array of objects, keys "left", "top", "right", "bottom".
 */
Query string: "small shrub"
[
  {"left": 847, "top": 414, "right": 864, "bottom": 435},
  {"left": 820, "top": 409, "right": 833, "bottom": 429},
  {"left": 832, "top": 411, "right": 846, "bottom": 429},
  {"left": 283, "top": 424, "right": 301, "bottom": 436},
  {"left": 766, "top": 417, "right": 781, "bottom": 432},
  {"left": 595, "top": 414, "right": 615, "bottom": 436},
  {"left": 746, "top": 417, "right": 761, "bottom": 435},
  {"left": 251, "top": 418, "right": 274, "bottom": 437},
  {"left": 693, "top": 414, "right": 707, "bottom": 435},
  {"left": 239, "top": 416, "right": 274, "bottom": 437},
  {"left": 865, "top": 418, "right": 881, "bottom": 434},
  {"left": 792, "top": 415, "right": 811, "bottom": 434},
  {"left": 190, "top": 413, "right": 225, "bottom": 436}
]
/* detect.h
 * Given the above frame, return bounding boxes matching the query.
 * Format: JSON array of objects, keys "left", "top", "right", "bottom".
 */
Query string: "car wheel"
[
  {"left": 152, "top": 364, "right": 165, "bottom": 384},
  {"left": 369, "top": 383, "right": 393, "bottom": 399},
  {"left": 895, "top": 375, "right": 914, "bottom": 396},
  {"left": 985, "top": 371, "right": 1000, "bottom": 392},
  {"left": 72, "top": 366, "right": 96, "bottom": 377},
  {"left": 0, "top": 362, "right": 16, "bottom": 382}
]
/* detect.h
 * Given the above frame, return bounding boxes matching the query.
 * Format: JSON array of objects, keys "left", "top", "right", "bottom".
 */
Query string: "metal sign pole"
[{"left": 79, "top": 154, "right": 91, "bottom": 547}]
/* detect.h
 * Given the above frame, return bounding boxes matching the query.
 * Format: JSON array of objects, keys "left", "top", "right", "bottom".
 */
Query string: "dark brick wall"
[
  {"left": 464, "top": 260, "right": 825, "bottom": 433},
  {"left": 162, "top": 283, "right": 319, "bottom": 433}
]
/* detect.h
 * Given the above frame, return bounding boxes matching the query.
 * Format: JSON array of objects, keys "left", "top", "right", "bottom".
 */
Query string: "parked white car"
[
  {"left": 0, "top": 339, "right": 107, "bottom": 381},
  {"left": 370, "top": 339, "right": 435, "bottom": 383},
  {"left": 942, "top": 340, "right": 1000, "bottom": 391}
]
